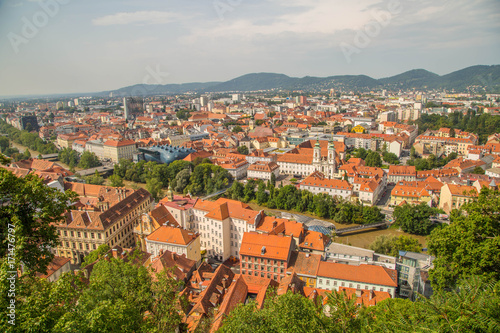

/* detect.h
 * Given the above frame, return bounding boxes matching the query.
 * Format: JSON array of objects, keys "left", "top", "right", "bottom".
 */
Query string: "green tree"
[
  {"left": 270, "top": 172, "right": 276, "bottom": 187},
  {"left": 232, "top": 125, "right": 243, "bottom": 133},
  {"left": 0, "top": 136, "right": 9, "bottom": 153},
  {"left": 229, "top": 181, "right": 244, "bottom": 201},
  {"left": 218, "top": 292, "right": 326, "bottom": 333},
  {"left": 237, "top": 145, "right": 249, "bottom": 155},
  {"left": 362, "top": 206, "right": 384, "bottom": 224},
  {"left": 256, "top": 182, "right": 268, "bottom": 205},
  {"left": 81, "top": 244, "right": 111, "bottom": 268},
  {"left": 382, "top": 152, "right": 399, "bottom": 165},
  {"left": 471, "top": 166, "right": 485, "bottom": 174},
  {"left": 78, "top": 151, "right": 101, "bottom": 169},
  {"left": 86, "top": 170, "right": 105, "bottom": 185},
  {"left": 369, "top": 235, "right": 422, "bottom": 257},
  {"left": 366, "top": 277, "right": 500, "bottom": 332},
  {"left": 243, "top": 180, "right": 256, "bottom": 202},
  {"left": 22, "top": 149, "right": 31, "bottom": 160},
  {"left": 108, "top": 174, "right": 124, "bottom": 187},
  {"left": 146, "top": 177, "right": 164, "bottom": 201},
  {"left": 171, "top": 169, "right": 191, "bottom": 193},
  {"left": 393, "top": 203, "right": 438, "bottom": 235},
  {"left": 0, "top": 269, "right": 85, "bottom": 333},
  {"left": 176, "top": 109, "right": 191, "bottom": 120},
  {"left": 365, "top": 151, "right": 382, "bottom": 167},
  {"left": 0, "top": 169, "right": 77, "bottom": 274},
  {"left": 428, "top": 189, "right": 500, "bottom": 290}
]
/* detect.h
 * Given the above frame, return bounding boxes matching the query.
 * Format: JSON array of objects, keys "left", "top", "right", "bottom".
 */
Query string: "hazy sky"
[{"left": 0, "top": 0, "right": 499, "bottom": 96}]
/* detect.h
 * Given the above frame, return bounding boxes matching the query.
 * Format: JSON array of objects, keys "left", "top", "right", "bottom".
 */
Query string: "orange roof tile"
[
  {"left": 317, "top": 262, "right": 398, "bottom": 287},
  {"left": 240, "top": 233, "right": 293, "bottom": 261}
]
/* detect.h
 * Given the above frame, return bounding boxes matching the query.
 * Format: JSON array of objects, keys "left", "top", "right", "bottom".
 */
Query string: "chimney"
[
  {"left": 261, "top": 246, "right": 266, "bottom": 255},
  {"left": 369, "top": 290, "right": 375, "bottom": 301},
  {"left": 159, "top": 249, "right": 164, "bottom": 256},
  {"left": 272, "top": 220, "right": 277, "bottom": 228},
  {"left": 112, "top": 248, "right": 118, "bottom": 258}
]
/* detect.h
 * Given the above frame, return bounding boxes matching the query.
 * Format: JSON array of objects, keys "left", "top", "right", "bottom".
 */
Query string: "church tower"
[
  {"left": 328, "top": 138, "right": 336, "bottom": 176},
  {"left": 313, "top": 141, "right": 321, "bottom": 164}
]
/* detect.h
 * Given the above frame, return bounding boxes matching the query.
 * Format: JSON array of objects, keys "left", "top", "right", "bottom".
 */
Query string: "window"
[
  {"left": 70, "top": 231, "right": 74, "bottom": 237},
  {"left": 93, "top": 244, "right": 96, "bottom": 250},
  {"left": 65, "top": 242, "right": 69, "bottom": 247},
  {"left": 326, "top": 280, "right": 330, "bottom": 285},
  {"left": 357, "top": 284, "right": 360, "bottom": 289},
  {"left": 98, "top": 233, "right": 101, "bottom": 239},
  {"left": 341, "top": 282, "right": 345, "bottom": 287},
  {"left": 64, "top": 231, "right": 67, "bottom": 236},
  {"left": 79, "top": 243, "right": 83, "bottom": 250},
  {"left": 91, "top": 233, "right": 95, "bottom": 239}
]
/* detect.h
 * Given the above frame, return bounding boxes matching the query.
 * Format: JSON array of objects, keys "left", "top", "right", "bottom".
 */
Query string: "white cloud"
[{"left": 92, "top": 11, "right": 181, "bottom": 26}]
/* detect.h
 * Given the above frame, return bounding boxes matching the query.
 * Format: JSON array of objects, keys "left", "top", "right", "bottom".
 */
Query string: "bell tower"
[
  {"left": 313, "top": 141, "right": 321, "bottom": 164},
  {"left": 328, "top": 138, "right": 336, "bottom": 177}
]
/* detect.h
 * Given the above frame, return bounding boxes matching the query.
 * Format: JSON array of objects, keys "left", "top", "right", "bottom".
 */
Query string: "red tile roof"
[{"left": 317, "top": 262, "right": 398, "bottom": 287}]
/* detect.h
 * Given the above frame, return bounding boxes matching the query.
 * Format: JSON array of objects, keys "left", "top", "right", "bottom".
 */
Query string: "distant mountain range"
[{"left": 88, "top": 64, "right": 500, "bottom": 97}]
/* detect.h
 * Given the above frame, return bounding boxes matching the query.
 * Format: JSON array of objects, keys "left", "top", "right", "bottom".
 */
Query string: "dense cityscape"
[
  {"left": 1, "top": 0, "right": 500, "bottom": 332},
  {"left": 1, "top": 84, "right": 499, "bottom": 331}
]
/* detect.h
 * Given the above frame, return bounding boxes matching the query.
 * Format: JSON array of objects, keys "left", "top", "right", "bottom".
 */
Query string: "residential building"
[
  {"left": 299, "top": 171, "right": 353, "bottom": 200},
  {"left": 325, "top": 243, "right": 396, "bottom": 269},
  {"left": 216, "top": 158, "right": 249, "bottom": 180},
  {"left": 134, "top": 204, "right": 179, "bottom": 251},
  {"left": 316, "top": 261, "right": 398, "bottom": 298},
  {"left": 286, "top": 251, "right": 322, "bottom": 288},
  {"left": 247, "top": 161, "right": 280, "bottom": 180},
  {"left": 388, "top": 165, "right": 417, "bottom": 183},
  {"left": 103, "top": 140, "right": 137, "bottom": 163},
  {"left": 239, "top": 232, "right": 295, "bottom": 282},
  {"left": 191, "top": 198, "right": 264, "bottom": 261},
  {"left": 439, "top": 184, "right": 478, "bottom": 214},
  {"left": 55, "top": 184, "right": 153, "bottom": 264},
  {"left": 390, "top": 184, "right": 432, "bottom": 206},
  {"left": 397, "top": 251, "right": 434, "bottom": 299},
  {"left": 145, "top": 225, "right": 201, "bottom": 263},
  {"left": 148, "top": 250, "right": 197, "bottom": 284},
  {"left": 35, "top": 256, "right": 71, "bottom": 282}
]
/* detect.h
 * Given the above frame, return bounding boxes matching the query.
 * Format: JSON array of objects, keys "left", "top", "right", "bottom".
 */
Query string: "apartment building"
[
  {"left": 247, "top": 161, "right": 279, "bottom": 180},
  {"left": 191, "top": 198, "right": 264, "bottom": 261},
  {"left": 390, "top": 184, "right": 432, "bottom": 206},
  {"left": 145, "top": 225, "right": 201, "bottom": 263},
  {"left": 325, "top": 243, "right": 396, "bottom": 269},
  {"left": 134, "top": 204, "right": 179, "bottom": 252},
  {"left": 316, "top": 261, "right": 398, "bottom": 298},
  {"left": 299, "top": 171, "right": 353, "bottom": 199},
  {"left": 55, "top": 184, "right": 152, "bottom": 264},
  {"left": 397, "top": 251, "right": 434, "bottom": 299},
  {"left": 103, "top": 139, "right": 137, "bottom": 163},
  {"left": 239, "top": 232, "right": 295, "bottom": 282},
  {"left": 439, "top": 184, "right": 478, "bottom": 214},
  {"left": 388, "top": 165, "right": 417, "bottom": 183},
  {"left": 215, "top": 158, "right": 249, "bottom": 180}
]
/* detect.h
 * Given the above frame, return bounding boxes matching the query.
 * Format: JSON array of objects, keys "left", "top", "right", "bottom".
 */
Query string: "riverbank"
[{"left": 246, "top": 202, "right": 427, "bottom": 250}]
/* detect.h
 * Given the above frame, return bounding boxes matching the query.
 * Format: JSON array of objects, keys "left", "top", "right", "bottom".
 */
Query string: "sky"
[{"left": 0, "top": 0, "right": 499, "bottom": 96}]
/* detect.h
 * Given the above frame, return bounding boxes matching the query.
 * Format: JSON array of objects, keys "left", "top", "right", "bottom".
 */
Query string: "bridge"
[
  {"left": 202, "top": 187, "right": 230, "bottom": 200},
  {"left": 334, "top": 221, "right": 391, "bottom": 235}
]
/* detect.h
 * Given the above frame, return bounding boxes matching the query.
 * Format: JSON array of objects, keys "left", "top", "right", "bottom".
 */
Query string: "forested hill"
[{"left": 101, "top": 65, "right": 500, "bottom": 96}]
